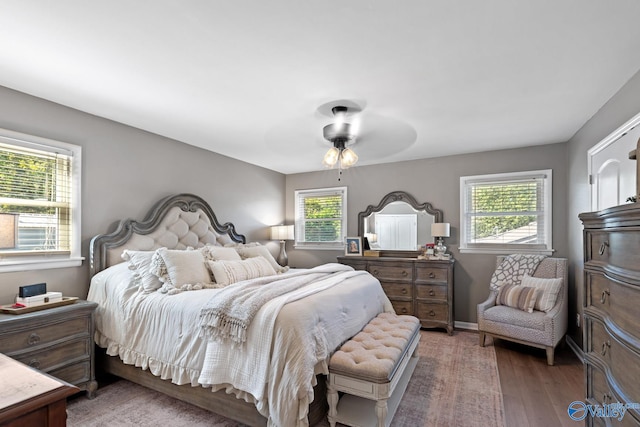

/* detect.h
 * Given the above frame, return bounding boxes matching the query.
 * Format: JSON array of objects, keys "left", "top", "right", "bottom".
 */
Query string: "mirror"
[{"left": 358, "top": 191, "right": 443, "bottom": 252}]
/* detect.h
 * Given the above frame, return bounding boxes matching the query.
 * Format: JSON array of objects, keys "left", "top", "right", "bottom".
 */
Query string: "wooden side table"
[
  {"left": 0, "top": 353, "right": 78, "bottom": 426},
  {"left": 0, "top": 300, "right": 98, "bottom": 398}
]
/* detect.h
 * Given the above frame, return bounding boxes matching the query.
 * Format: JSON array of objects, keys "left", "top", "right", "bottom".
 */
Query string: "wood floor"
[{"left": 491, "top": 336, "right": 584, "bottom": 427}]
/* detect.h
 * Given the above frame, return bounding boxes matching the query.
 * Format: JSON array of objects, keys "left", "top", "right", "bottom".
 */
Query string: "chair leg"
[
  {"left": 546, "top": 346, "right": 554, "bottom": 366},
  {"left": 479, "top": 331, "right": 486, "bottom": 347}
]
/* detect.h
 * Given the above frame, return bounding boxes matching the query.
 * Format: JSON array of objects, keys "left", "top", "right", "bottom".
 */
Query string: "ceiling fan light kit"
[{"left": 322, "top": 105, "right": 360, "bottom": 175}]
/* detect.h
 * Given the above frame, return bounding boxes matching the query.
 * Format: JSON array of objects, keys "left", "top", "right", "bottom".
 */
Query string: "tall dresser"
[
  {"left": 337, "top": 256, "right": 454, "bottom": 335},
  {"left": 580, "top": 203, "right": 640, "bottom": 426}
]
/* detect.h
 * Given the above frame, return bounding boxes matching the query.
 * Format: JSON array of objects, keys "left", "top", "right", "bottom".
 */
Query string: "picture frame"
[{"left": 345, "top": 237, "right": 363, "bottom": 256}]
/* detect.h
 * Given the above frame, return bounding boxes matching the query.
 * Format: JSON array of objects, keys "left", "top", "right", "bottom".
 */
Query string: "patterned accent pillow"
[
  {"left": 521, "top": 274, "right": 562, "bottom": 312},
  {"left": 496, "top": 283, "right": 539, "bottom": 313},
  {"left": 207, "top": 256, "right": 277, "bottom": 286}
]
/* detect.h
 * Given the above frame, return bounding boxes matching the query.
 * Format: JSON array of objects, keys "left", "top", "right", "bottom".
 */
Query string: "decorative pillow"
[
  {"left": 234, "top": 244, "right": 288, "bottom": 273},
  {"left": 521, "top": 274, "right": 563, "bottom": 312},
  {"left": 207, "top": 256, "right": 277, "bottom": 287},
  {"left": 121, "top": 250, "right": 163, "bottom": 292},
  {"left": 199, "top": 244, "right": 242, "bottom": 261},
  {"left": 496, "top": 283, "right": 539, "bottom": 313},
  {"left": 150, "top": 248, "right": 212, "bottom": 292}
]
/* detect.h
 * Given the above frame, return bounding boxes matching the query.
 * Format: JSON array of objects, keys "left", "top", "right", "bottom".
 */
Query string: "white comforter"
[{"left": 88, "top": 262, "right": 393, "bottom": 426}]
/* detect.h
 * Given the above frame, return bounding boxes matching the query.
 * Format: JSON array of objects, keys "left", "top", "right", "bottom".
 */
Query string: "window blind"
[
  {"left": 295, "top": 187, "right": 346, "bottom": 247},
  {"left": 0, "top": 141, "right": 73, "bottom": 253},
  {"left": 462, "top": 172, "right": 549, "bottom": 250}
]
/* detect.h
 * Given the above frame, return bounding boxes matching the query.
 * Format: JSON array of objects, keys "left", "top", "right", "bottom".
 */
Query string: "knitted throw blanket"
[
  {"left": 489, "top": 254, "right": 546, "bottom": 291},
  {"left": 199, "top": 263, "right": 356, "bottom": 345}
]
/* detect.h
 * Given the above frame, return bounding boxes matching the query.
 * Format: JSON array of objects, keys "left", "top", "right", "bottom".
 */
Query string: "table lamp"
[
  {"left": 270, "top": 225, "right": 295, "bottom": 266},
  {"left": 431, "top": 222, "right": 450, "bottom": 258}
]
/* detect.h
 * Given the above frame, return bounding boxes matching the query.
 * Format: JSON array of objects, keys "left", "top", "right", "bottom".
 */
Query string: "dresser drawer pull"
[
  {"left": 372, "top": 270, "right": 379, "bottom": 276},
  {"left": 601, "top": 341, "right": 611, "bottom": 356},
  {"left": 400, "top": 307, "right": 409, "bottom": 314},
  {"left": 429, "top": 310, "right": 436, "bottom": 317},
  {"left": 28, "top": 359, "right": 40, "bottom": 369},
  {"left": 600, "top": 289, "right": 610, "bottom": 304},
  {"left": 402, "top": 270, "right": 408, "bottom": 277},
  {"left": 598, "top": 241, "right": 609, "bottom": 256},
  {"left": 603, "top": 393, "right": 611, "bottom": 404},
  {"left": 401, "top": 288, "right": 408, "bottom": 295},
  {"left": 428, "top": 272, "right": 436, "bottom": 279},
  {"left": 429, "top": 289, "right": 436, "bottom": 296},
  {"left": 28, "top": 333, "right": 41, "bottom": 346}
]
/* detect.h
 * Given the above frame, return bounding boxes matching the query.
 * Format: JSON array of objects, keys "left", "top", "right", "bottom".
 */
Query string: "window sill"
[
  {"left": 459, "top": 247, "right": 554, "bottom": 256},
  {"left": 0, "top": 257, "right": 84, "bottom": 273},
  {"left": 293, "top": 244, "right": 343, "bottom": 251}
]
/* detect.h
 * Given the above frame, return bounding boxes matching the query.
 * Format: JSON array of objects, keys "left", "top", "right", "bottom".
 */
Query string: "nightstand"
[{"left": 0, "top": 300, "right": 98, "bottom": 398}]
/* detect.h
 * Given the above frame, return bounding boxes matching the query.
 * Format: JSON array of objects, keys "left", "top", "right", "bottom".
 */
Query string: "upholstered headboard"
[{"left": 89, "top": 194, "right": 245, "bottom": 276}]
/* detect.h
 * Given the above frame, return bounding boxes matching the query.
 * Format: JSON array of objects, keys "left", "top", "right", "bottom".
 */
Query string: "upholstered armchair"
[{"left": 477, "top": 256, "right": 568, "bottom": 365}]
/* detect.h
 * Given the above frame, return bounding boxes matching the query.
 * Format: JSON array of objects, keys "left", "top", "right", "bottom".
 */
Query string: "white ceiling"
[{"left": 2, "top": 1, "right": 640, "bottom": 174}]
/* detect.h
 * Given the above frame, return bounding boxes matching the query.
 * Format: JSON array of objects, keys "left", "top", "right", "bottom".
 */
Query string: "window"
[
  {"left": 459, "top": 170, "right": 553, "bottom": 255},
  {"left": 0, "top": 129, "right": 82, "bottom": 272},
  {"left": 294, "top": 187, "right": 347, "bottom": 250}
]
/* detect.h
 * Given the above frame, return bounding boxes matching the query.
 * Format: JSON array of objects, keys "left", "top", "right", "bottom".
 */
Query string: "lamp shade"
[
  {"left": 431, "top": 222, "right": 450, "bottom": 238},
  {"left": 270, "top": 225, "right": 295, "bottom": 241},
  {"left": 0, "top": 213, "right": 17, "bottom": 249}
]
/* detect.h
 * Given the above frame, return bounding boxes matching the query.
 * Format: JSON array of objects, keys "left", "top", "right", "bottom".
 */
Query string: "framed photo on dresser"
[{"left": 345, "top": 237, "right": 362, "bottom": 256}]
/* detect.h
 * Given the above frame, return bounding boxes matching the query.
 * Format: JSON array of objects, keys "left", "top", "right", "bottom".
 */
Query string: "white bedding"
[{"left": 88, "top": 261, "right": 393, "bottom": 426}]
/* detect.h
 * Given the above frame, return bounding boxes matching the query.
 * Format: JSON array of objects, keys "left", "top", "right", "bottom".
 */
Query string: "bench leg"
[
  {"left": 327, "top": 383, "right": 338, "bottom": 427},
  {"left": 375, "top": 399, "right": 388, "bottom": 427}
]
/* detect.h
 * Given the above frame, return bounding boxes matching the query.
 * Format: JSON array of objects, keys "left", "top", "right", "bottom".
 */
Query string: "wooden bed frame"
[{"left": 89, "top": 193, "right": 327, "bottom": 426}]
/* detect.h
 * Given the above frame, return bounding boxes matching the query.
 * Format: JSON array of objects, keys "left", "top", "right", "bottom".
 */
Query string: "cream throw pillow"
[
  {"left": 122, "top": 250, "right": 162, "bottom": 293},
  {"left": 200, "top": 245, "right": 242, "bottom": 261},
  {"left": 521, "top": 274, "right": 562, "bottom": 312},
  {"left": 235, "top": 244, "right": 288, "bottom": 273},
  {"left": 151, "top": 248, "right": 211, "bottom": 289},
  {"left": 207, "top": 256, "right": 277, "bottom": 286}
]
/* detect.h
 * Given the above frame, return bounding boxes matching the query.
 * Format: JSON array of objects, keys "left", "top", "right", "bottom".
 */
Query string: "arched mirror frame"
[{"left": 357, "top": 191, "right": 443, "bottom": 257}]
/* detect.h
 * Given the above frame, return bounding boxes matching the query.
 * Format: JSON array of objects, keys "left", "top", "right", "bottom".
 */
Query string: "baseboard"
[
  {"left": 565, "top": 335, "right": 584, "bottom": 364},
  {"left": 454, "top": 321, "right": 478, "bottom": 331}
]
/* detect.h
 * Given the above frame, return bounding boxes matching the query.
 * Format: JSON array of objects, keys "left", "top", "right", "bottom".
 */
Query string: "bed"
[{"left": 88, "top": 193, "right": 392, "bottom": 427}]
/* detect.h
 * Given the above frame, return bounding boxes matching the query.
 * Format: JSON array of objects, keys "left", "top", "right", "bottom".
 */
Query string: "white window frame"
[
  {"left": 294, "top": 186, "right": 347, "bottom": 250},
  {"left": 0, "top": 128, "right": 83, "bottom": 272},
  {"left": 459, "top": 169, "right": 553, "bottom": 255}
]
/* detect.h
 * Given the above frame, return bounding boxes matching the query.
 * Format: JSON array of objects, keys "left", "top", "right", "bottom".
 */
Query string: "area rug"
[{"left": 67, "top": 330, "right": 505, "bottom": 427}]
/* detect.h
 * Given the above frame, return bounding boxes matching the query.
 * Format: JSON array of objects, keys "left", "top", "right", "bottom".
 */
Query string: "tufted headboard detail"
[{"left": 89, "top": 193, "right": 246, "bottom": 276}]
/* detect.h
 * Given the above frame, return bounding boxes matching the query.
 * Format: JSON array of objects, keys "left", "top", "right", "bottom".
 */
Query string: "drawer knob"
[
  {"left": 373, "top": 269, "right": 379, "bottom": 276},
  {"left": 400, "top": 307, "right": 408, "bottom": 314},
  {"left": 600, "top": 289, "right": 610, "bottom": 304},
  {"left": 402, "top": 270, "right": 408, "bottom": 277},
  {"left": 429, "top": 289, "right": 436, "bottom": 296},
  {"left": 28, "top": 333, "right": 41, "bottom": 346},
  {"left": 401, "top": 288, "right": 408, "bottom": 295},
  {"left": 29, "top": 359, "right": 40, "bottom": 369},
  {"left": 603, "top": 393, "right": 611, "bottom": 404},
  {"left": 429, "top": 310, "right": 436, "bottom": 317},
  {"left": 429, "top": 272, "right": 436, "bottom": 279},
  {"left": 601, "top": 340, "right": 611, "bottom": 356},
  {"left": 598, "top": 241, "right": 609, "bottom": 256}
]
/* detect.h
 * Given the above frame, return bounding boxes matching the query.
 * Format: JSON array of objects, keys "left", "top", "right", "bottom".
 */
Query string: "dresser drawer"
[
  {"left": 586, "top": 229, "right": 640, "bottom": 272},
  {"left": 416, "top": 284, "right": 447, "bottom": 301},
  {"left": 415, "top": 266, "right": 448, "bottom": 283},
  {"left": 50, "top": 360, "right": 92, "bottom": 387},
  {"left": 416, "top": 302, "right": 448, "bottom": 322},
  {"left": 390, "top": 301, "right": 413, "bottom": 316},
  {"left": 368, "top": 262, "right": 413, "bottom": 282},
  {"left": 587, "top": 364, "right": 639, "bottom": 427},
  {"left": 0, "top": 316, "right": 90, "bottom": 354},
  {"left": 381, "top": 282, "right": 413, "bottom": 299},
  {"left": 586, "top": 272, "right": 640, "bottom": 343},
  {"left": 11, "top": 338, "right": 90, "bottom": 371}
]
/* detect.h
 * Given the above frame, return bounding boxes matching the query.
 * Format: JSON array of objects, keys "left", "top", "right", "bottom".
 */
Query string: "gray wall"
[
  {"left": 567, "top": 69, "right": 640, "bottom": 347},
  {"left": 0, "top": 86, "right": 285, "bottom": 304},
  {"left": 286, "top": 142, "right": 569, "bottom": 324}
]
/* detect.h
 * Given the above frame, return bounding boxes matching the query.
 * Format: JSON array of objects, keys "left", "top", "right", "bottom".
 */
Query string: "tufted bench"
[{"left": 327, "top": 312, "right": 421, "bottom": 427}]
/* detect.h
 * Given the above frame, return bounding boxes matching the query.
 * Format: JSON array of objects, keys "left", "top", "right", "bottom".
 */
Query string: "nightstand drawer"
[
  {"left": 12, "top": 338, "right": 90, "bottom": 371},
  {"left": 50, "top": 360, "right": 92, "bottom": 386},
  {"left": 0, "top": 316, "right": 90, "bottom": 354}
]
